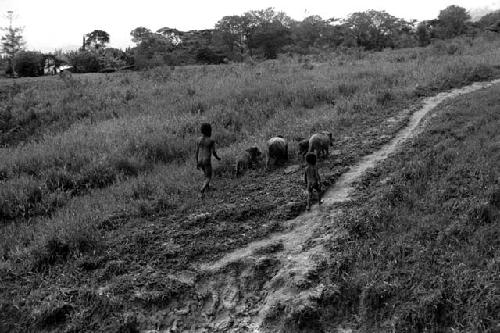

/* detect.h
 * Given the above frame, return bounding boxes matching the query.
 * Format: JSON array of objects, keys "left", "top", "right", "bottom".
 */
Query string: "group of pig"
[{"left": 235, "top": 131, "right": 333, "bottom": 176}]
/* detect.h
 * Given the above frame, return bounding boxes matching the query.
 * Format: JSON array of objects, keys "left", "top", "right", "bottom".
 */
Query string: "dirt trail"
[
  {"left": 203, "top": 79, "right": 500, "bottom": 263},
  {"left": 162, "top": 79, "right": 500, "bottom": 332}
]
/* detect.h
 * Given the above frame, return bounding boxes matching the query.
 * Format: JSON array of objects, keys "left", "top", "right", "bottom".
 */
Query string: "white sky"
[{"left": 0, "top": 0, "right": 499, "bottom": 52}]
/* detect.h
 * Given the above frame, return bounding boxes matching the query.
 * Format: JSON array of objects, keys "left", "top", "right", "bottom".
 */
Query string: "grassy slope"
[
  {"left": 0, "top": 36, "right": 500, "bottom": 332},
  {"left": 315, "top": 83, "right": 500, "bottom": 331},
  {"left": 0, "top": 36, "right": 499, "bottom": 226},
  {"left": 2, "top": 36, "right": 500, "bottom": 260}
]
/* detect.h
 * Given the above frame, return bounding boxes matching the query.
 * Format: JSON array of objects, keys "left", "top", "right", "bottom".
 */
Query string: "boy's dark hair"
[
  {"left": 201, "top": 123, "right": 212, "bottom": 136},
  {"left": 305, "top": 152, "right": 317, "bottom": 165}
]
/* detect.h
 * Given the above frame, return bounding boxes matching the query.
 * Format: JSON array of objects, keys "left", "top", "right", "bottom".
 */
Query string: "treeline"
[
  {"left": 128, "top": 6, "right": 500, "bottom": 68},
  {"left": 4, "top": 6, "right": 500, "bottom": 76}
]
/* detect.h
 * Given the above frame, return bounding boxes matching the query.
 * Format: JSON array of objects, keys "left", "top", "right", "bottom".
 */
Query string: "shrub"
[
  {"left": 196, "top": 48, "right": 227, "bottom": 64},
  {"left": 67, "top": 51, "right": 100, "bottom": 73},
  {"left": 13, "top": 51, "right": 44, "bottom": 77},
  {"left": 97, "top": 48, "right": 131, "bottom": 69},
  {"left": 133, "top": 36, "right": 173, "bottom": 69}
]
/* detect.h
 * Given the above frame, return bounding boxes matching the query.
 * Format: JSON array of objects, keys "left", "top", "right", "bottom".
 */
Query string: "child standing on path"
[
  {"left": 304, "top": 152, "right": 323, "bottom": 210},
  {"left": 196, "top": 123, "right": 221, "bottom": 196}
]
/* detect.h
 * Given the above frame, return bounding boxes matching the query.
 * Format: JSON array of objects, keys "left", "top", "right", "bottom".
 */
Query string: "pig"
[
  {"left": 266, "top": 136, "right": 288, "bottom": 169},
  {"left": 235, "top": 147, "right": 262, "bottom": 176},
  {"left": 308, "top": 131, "right": 333, "bottom": 159},
  {"left": 297, "top": 139, "right": 310, "bottom": 159}
]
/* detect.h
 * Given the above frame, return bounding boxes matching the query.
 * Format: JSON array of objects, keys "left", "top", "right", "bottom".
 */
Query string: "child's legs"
[
  {"left": 200, "top": 164, "right": 213, "bottom": 192},
  {"left": 316, "top": 184, "right": 323, "bottom": 204},
  {"left": 307, "top": 189, "right": 313, "bottom": 209},
  {"left": 201, "top": 177, "right": 210, "bottom": 192},
  {"left": 307, "top": 184, "right": 322, "bottom": 208}
]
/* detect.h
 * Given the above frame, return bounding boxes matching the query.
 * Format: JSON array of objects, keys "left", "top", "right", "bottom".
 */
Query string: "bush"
[
  {"left": 13, "top": 51, "right": 44, "bottom": 77},
  {"left": 97, "top": 48, "right": 131, "bottom": 69},
  {"left": 1, "top": 57, "right": 12, "bottom": 76},
  {"left": 133, "top": 36, "right": 173, "bottom": 69},
  {"left": 67, "top": 51, "right": 100, "bottom": 73},
  {"left": 196, "top": 48, "right": 227, "bottom": 64}
]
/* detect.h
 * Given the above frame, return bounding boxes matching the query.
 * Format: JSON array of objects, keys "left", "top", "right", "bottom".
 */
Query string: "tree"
[
  {"left": 84, "top": 29, "right": 110, "bottom": 50},
  {"left": 244, "top": 8, "right": 293, "bottom": 58},
  {"left": 436, "top": 5, "right": 470, "bottom": 38},
  {"left": 247, "top": 21, "right": 291, "bottom": 59},
  {"left": 214, "top": 8, "right": 294, "bottom": 60},
  {"left": 477, "top": 10, "right": 500, "bottom": 31},
  {"left": 1, "top": 11, "right": 25, "bottom": 75},
  {"left": 291, "top": 16, "right": 327, "bottom": 50},
  {"left": 245, "top": 7, "right": 293, "bottom": 28},
  {"left": 130, "top": 27, "right": 152, "bottom": 44},
  {"left": 344, "top": 10, "right": 415, "bottom": 50},
  {"left": 215, "top": 15, "right": 251, "bottom": 58},
  {"left": 156, "top": 27, "right": 183, "bottom": 45},
  {"left": 416, "top": 21, "right": 431, "bottom": 46},
  {"left": 133, "top": 33, "right": 174, "bottom": 69}
]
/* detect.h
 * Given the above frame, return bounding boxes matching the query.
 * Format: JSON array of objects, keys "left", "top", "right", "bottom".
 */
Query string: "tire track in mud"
[{"left": 165, "top": 79, "right": 500, "bottom": 332}]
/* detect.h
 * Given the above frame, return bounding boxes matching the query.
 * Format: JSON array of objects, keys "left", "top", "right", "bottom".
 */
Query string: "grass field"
[
  {"left": 1, "top": 34, "right": 500, "bottom": 331},
  {"left": 314, "top": 83, "right": 500, "bottom": 331}
]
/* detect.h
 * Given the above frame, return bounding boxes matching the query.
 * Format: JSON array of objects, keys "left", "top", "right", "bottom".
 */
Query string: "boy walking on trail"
[
  {"left": 304, "top": 152, "right": 323, "bottom": 210},
  {"left": 196, "top": 123, "right": 221, "bottom": 196}
]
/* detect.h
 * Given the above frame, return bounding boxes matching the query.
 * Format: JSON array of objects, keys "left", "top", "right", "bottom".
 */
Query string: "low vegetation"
[
  {"left": 0, "top": 35, "right": 499, "bottom": 255},
  {"left": 0, "top": 35, "right": 499, "bottom": 331},
  {"left": 316, "top": 81, "right": 500, "bottom": 331},
  {"left": 0, "top": 35, "right": 499, "bottom": 223}
]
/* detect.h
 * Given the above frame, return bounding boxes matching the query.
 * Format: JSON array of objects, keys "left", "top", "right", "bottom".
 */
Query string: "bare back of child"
[{"left": 196, "top": 123, "right": 220, "bottom": 196}]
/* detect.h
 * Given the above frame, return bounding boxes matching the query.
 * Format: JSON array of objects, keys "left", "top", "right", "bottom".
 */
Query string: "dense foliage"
[
  {"left": 123, "top": 5, "right": 500, "bottom": 67},
  {"left": 13, "top": 51, "right": 44, "bottom": 77},
  {"left": 3, "top": 5, "right": 500, "bottom": 76},
  {"left": 66, "top": 50, "right": 100, "bottom": 73}
]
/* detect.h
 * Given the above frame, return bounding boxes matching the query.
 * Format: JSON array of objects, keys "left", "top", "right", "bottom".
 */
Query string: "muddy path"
[{"left": 161, "top": 79, "right": 500, "bottom": 332}]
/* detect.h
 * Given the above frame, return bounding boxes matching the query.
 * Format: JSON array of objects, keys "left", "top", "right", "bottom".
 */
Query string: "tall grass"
[
  {"left": 1, "top": 34, "right": 500, "bottom": 266},
  {"left": 317, "top": 83, "right": 500, "bottom": 330}
]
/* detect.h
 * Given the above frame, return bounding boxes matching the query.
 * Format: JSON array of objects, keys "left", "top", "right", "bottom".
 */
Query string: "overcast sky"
[{"left": 1, "top": 0, "right": 499, "bottom": 52}]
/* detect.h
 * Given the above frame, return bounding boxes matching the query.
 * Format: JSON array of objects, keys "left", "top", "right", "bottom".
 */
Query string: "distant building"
[
  {"left": 487, "top": 21, "right": 500, "bottom": 32},
  {"left": 43, "top": 56, "right": 57, "bottom": 75},
  {"left": 43, "top": 54, "right": 70, "bottom": 75}
]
